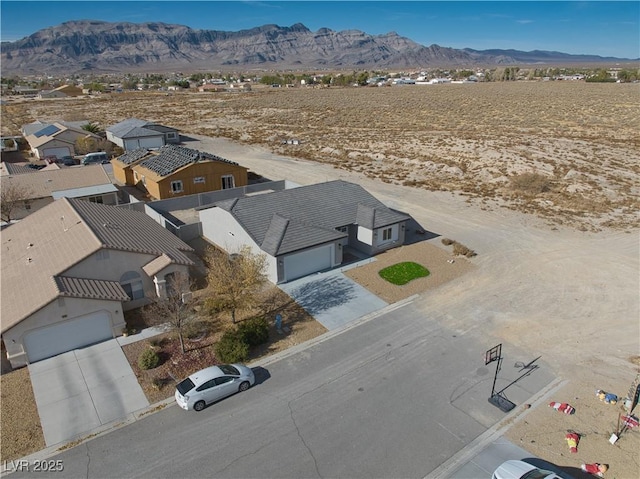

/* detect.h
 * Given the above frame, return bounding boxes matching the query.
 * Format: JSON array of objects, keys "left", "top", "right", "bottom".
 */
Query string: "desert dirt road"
[{"left": 188, "top": 134, "right": 640, "bottom": 476}]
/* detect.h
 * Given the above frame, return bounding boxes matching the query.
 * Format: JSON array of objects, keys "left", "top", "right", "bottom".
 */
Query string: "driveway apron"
[
  {"left": 28, "top": 339, "right": 149, "bottom": 446},
  {"left": 280, "top": 270, "right": 388, "bottom": 330}
]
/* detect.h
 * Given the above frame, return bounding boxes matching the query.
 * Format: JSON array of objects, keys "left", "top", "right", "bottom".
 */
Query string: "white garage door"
[
  {"left": 42, "top": 147, "right": 71, "bottom": 158},
  {"left": 283, "top": 244, "right": 334, "bottom": 282},
  {"left": 125, "top": 137, "right": 164, "bottom": 150},
  {"left": 24, "top": 312, "right": 113, "bottom": 363}
]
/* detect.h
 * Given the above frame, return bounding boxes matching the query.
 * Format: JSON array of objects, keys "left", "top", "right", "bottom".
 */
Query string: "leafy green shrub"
[
  {"left": 237, "top": 317, "right": 269, "bottom": 346},
  {"left": 215, "top": 330, "right": 249, "bottom": 363},
  {"left": 138, "top": 348, "right": 160, "bottom": 370}
]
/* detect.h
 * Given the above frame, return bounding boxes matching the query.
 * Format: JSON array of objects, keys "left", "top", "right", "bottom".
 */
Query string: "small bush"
[
  {"left": 510, "top": 172, "right": 551, "bottom": 195},
  {"left": 204, "top": 297, "right": 230, "bottom": 315},
  {"left": 452, "top": 242, "right": 477, "bottom": 258},
  {"left": 441, "top": 238, "right": 454, "bottom": 246},
  {"left": 237, "top": 317, "right": 269, "bottom": 346},
  {"left": 215, "top": 330, "right": 249, "bottom": 363},
  {"left": 138, "top": 348, "right": 160, "bottom": 370}
]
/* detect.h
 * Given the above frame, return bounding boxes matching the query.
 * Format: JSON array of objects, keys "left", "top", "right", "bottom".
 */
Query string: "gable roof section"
[
  {"left": 215, "top": 180, "right": 409, "bottom": 256},
  {"left": 115, "top": 147, "right": 151, "bottom": 166},
  {"left": 25, "top": 122, "right": 99, "bottom": 149},
  {"left": 55, "top": 276, "right": 130, "bottom": 301},
  {"left": 1, "top": 198, "right": 194, "bottom": 333},
  {"left": 107, "top": 118, "right": 178, "bottom": 139},
  {"left": 135, "top": 144, "right": 240, "bottom": 179},
  {"left": 4, "top": 164, "right": 113, "bottom": 200}
]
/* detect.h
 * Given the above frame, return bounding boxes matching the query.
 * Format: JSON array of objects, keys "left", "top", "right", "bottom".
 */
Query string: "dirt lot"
[
  {"left": 3, "top": 82, "right": 638, "bottom": 230},
  {"left": 1, "top": 83, "right": 638, "bottom": 475}
]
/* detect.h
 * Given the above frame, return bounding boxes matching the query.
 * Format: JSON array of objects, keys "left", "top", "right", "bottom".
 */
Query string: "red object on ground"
[
  {"left": 581, "top": 463, "right": 608, "bottom": 477},
  {"left": 549, "top": 401, "right": 575, "bottom": 414},
  {"left": 622, "top": 415, "right": 639, "bottom": 428},
  {"left": 565, "top": 432, "right": 579, "bottom": 453}
]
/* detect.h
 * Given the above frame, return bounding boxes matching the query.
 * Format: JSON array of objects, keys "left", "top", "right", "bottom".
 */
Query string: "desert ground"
[{"left": 2, "top": 82, "right": 639, "bottom": 475}]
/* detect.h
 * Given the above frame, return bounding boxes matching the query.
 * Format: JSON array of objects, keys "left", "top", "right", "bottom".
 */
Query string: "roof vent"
[
  {"left": 26, "top": 257, "right": 32, "bottom": 264},
  {"left": 27, "top": 242, "right": 33, "bottom": 248}
]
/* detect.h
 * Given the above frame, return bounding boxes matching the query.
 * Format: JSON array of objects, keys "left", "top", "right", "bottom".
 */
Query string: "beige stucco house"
[
  {"left": 24, "top": 122, "right": 100, "bottom": 159},
  {"left": 1, "top": 164, "right": 119, "bottom": 220},
  {"left": 1, "top": 198, "right": 194, "bottom": 368}
]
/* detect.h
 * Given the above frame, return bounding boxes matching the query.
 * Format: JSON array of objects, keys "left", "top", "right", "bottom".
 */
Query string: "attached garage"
[
  {"left": 42, "top": 146, "right": 71, "bottom": 159},
  {"left": 23, "top": 311, "right": 114, "bottom": 363},
  {"left": 124, "top": 137, "right": 164, "bottom": 151},
  {"left": 283, "top": 244, "right": 334, "bottom": 282}
]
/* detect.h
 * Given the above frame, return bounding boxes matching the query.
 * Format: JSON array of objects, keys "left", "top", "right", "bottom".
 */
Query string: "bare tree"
[
  {"left": 142, "top": 272, "right": 196, "bottom": 354},
  {"left": 206, "top": 245, "right": 268, "bottom": 324},
  {"left": 1, "top": 181, "right": 31, "bottom": 223}
]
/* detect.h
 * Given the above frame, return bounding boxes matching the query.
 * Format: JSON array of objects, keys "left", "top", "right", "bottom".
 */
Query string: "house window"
[
  {"left": 120, "top": 271, "right": 144, "bottom": 300},
  {"left": 336, "top": 226, "right": 348, "bottom": 233},
  {"left": 88, "top": 196, "right": 104, "bottom": 204},
  {"left": 166, "top": 132, "right": 177, "bottom": 139},
  {"left": 382, "top": 227, "right": 393, "bottom": 241},
  {"left": 221, "top": 175, "right": 235, "bottom": 189},
  {"left": 193, "top": 176, "right": 206, "bottom": 184},
  {"left": 23, "top": 200, "right": 31, "bottom": 210},
  {"left": 171, "top": 180, "right": 183, "bottom": 193},
  {"left": 133, "top": 171, "right": 139, "bottom": 182}
]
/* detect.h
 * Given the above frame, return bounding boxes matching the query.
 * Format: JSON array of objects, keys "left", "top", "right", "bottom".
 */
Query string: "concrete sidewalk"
[{"left": 28, "top": 339, "right": 149, "bottom": 446}]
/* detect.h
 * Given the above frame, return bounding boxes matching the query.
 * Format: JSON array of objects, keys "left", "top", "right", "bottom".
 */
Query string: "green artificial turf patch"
[{"left": 378, "top": 262, "right": 430, "bottom": 285}]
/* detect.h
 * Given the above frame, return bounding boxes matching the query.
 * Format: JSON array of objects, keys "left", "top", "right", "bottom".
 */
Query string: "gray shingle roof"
[
  {"left": 106, "top": 118, "right": 178, "bottom": 139},
  {"left": 215, "top": 180, "right": 409, "bottom": 256},
  {"left": 138, "top": 144, "right": 238, "bottom": 177}
]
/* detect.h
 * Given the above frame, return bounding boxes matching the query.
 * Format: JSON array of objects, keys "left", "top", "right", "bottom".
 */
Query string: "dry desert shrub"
[
  {"left": 5, "top": 82, "right": 638, "bottom": 230},
  {"left": 510, "top": 172, "right": 553, "bottom": 195}
]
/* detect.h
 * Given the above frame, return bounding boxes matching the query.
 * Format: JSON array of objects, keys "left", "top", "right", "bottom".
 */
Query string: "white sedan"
[
  {"left": 492, "top": 460, "right": 562, "bottom": 479},
  {"left": 175, "top": 364, "right": 255, "bottom": 411}
]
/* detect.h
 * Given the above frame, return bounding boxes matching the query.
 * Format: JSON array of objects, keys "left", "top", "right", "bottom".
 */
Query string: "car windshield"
[
  {"left": 522, "top": 469, "right": 556, "bottom": 479},
  {"left": 176, "top": 378, "right": 195, "bottom": 395},
  {"left": 218, "top": 365, "right": 240, "bottom": 376}
]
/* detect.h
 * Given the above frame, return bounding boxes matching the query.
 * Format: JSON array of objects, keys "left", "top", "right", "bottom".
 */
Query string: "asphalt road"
[{"left": 11, "top": 301, "right": 555, "bottom": 479}]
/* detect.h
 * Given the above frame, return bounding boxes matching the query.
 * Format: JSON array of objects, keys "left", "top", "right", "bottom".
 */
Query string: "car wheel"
[
  {"left": 193, "top": 401, "right": 206, "bottom": 412},
  {"left": 239, "top": 381, "right": 250, "bottom": 392}
]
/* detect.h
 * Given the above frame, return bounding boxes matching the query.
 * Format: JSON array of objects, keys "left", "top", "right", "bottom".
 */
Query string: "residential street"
[{"left": 10, "top": 300, "right": 555, "bottom": 479}]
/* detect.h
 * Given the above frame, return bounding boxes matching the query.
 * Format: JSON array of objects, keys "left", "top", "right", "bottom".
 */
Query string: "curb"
[
  {"left": 2, "top": 296, "right": 418, "bottom": 474},
  {"left": 424, "top": 377, "right": 569, "bottom": 479}
]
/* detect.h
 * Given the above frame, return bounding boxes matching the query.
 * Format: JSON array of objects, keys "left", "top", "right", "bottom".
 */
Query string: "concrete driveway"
[
  {"left": 279, "top": 269, "right": 388, "bottom": 330},
  {"left": 28, "top": 339, "right": 149, "bottom": 446}
]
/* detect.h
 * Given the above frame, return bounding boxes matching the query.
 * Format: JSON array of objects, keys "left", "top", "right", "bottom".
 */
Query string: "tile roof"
[
  {"left": 213, "top": 180, "right": 409, "bottom": 256},
  {"left": 136, "top": 145, "right": 239, "bottom": 178},
  {"left": 4, "top": 165, "right": 113, "bottom": 200},
  {"left": 116, "top": 147, "right": 151, "bottom": 165},
  {"left": 55, "top": 276, "right": 130, "bottom": 301},
  {"left": 1, "top": 198, "right": 194, "bottom": 333}
]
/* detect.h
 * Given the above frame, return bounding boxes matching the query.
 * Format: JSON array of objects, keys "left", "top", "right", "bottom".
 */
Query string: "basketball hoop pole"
[{"left": 485, "top": 344, "right": 503, "bottom": 398}]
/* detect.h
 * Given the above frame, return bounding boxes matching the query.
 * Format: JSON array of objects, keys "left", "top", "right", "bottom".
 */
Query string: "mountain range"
[{"left": 0, "top": 20, "right": 634, "bottom": 75}]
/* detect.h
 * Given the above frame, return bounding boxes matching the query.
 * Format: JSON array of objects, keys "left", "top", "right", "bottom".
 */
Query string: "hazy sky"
[{"left": 1, "top": 1, "right": 638, "bottom": 59}]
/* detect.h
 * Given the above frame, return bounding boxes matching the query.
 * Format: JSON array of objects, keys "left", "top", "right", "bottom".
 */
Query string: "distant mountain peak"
[{"left": 0, "top": 20, "right": 633, "bottom": 75}]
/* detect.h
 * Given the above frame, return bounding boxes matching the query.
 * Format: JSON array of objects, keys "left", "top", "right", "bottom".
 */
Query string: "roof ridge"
[{"left": 64, "top": 197, "right": 105, "bottom": 248}]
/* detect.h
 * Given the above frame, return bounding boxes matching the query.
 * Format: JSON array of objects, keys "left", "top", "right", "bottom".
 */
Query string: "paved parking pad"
[
  {"left": 28, "top": 339, "right": 149, "bottom": 446},
  {"left": 280, "top": 270, "right": 388, "bottom": 330}
]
